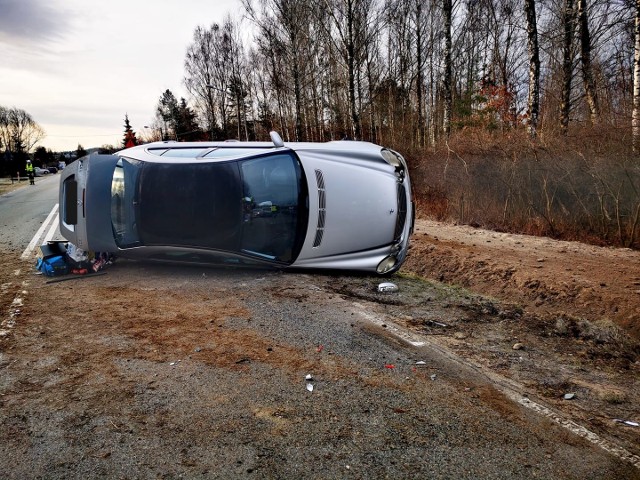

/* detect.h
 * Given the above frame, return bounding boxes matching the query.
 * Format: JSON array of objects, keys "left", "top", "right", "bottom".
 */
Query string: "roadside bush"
[{"left": 411, "top": 126, "right": 640, "bottom": 248}]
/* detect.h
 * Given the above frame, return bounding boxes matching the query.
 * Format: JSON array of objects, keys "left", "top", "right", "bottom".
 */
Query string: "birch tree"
[{"left": 560, "top": 0, "right": 576, "bottom": 134}]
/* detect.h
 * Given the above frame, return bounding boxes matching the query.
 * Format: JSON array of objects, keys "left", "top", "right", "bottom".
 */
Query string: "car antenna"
[{"left": 270, "top": 131, "right": 284, "bottom": 148}]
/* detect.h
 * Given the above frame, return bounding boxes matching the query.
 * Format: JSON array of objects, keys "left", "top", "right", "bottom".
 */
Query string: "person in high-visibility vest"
[{"left": 25, "top": 160, "right": 35, "bottom": 185}]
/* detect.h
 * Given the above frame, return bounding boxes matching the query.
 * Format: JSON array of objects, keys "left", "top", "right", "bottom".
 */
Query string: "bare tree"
[
  {"left": 0, "top": 106, "right": 45, "bottom": 155},
  {"left": 525, "top": 0, "right": 540, "bottom": 137},
  {"left": 443, "top": 0, "right": 453, "bottom": 137},
  {"left": 578, "top": 0, "right": 599, "bottom": 124},
  {"left": 560, "top": 0, "right": 576, "bottom": 134},
  {"left": 184, "top": 25, "right": 220, "bottom": 139}
]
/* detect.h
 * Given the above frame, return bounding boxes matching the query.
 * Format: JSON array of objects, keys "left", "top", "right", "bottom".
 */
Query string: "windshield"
[{"left": 111, "top": 152, "right": 308, "bottom": 264}]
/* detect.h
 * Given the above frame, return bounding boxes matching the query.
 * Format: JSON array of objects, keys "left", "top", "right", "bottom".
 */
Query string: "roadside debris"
[
  {"left": 36, "top": 241, "right": 115, "bottom": 280},
  {"left": 305, "top": 374, "right": 314, "bottom": 392},
  {"left": 377, "top": 282, "right": 398, "bottom": 293},
  {"left": 613, "top": 419, "right": 639, "bottom": 427},
  {"left": 512, "top": 343, "right": 524, "bottom": 350},
  {"left": 426, "top": 319, "right": 448, "bottom": 328},
  {"left": 563, "top": 393, "right": 576, "bottom": 400}
]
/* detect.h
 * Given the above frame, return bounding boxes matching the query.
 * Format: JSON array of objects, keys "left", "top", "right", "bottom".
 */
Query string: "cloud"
[{"left": 0, "top": 0, "right": 71, "bottom": 45}]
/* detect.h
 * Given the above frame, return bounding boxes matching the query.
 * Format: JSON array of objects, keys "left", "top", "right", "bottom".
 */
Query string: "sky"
[{"left": 0, "top": 0, "right": 241, "bottom": 152}]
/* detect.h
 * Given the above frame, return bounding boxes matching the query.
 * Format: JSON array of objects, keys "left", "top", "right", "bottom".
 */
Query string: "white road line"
[
  {"left": 352, "top": 302, "right": 640, "bottom": 470},
  {"left": 20, "top": 204, "right": 59, "bottom": 260},
  {"left": 44, "top": 212, "right": 60, "bottom": 243}
]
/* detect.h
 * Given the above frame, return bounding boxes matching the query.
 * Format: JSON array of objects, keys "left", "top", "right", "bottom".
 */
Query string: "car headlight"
[
  {"left": 377, "top": 255, "right": 397, "bottom": 274},
  {"left": 381, "top": 149, "right": 402, "bottom": 167}
]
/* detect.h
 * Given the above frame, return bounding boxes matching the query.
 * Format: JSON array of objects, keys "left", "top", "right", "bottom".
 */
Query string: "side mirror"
[{"left": 270, "top": 131, "right": 284, "bottom": 148}]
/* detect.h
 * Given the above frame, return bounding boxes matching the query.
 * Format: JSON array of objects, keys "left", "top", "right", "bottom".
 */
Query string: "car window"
[
  {"left": 158, "top": 148, "right": 209, "bottom": 158},
  {"left": 111, "top": 158, "right": 142, "bottom": 247},
  {"left": 203, "top": 148, "right": 271, "bottom": 159},
  {"left": 238, "top": 152, "right": 307, "bottom": 263}
]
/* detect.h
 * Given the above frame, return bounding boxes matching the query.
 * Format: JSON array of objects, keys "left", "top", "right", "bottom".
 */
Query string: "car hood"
[{"left": 295, "top": 150, "right": 398, "bottom": 262}]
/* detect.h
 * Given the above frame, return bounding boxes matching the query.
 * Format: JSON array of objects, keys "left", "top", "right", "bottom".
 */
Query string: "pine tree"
[{"left": 123, "top": 114, "right": 138, "bottom": 148}]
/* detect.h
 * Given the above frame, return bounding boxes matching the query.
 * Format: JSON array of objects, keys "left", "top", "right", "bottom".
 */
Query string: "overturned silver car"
[{"left": 59, "top": 132, "right": 413, "bottom": 274}]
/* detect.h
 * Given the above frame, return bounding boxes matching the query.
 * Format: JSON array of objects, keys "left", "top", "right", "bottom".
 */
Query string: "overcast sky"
[{"left": 0, "top": 0, "right": 241, "bottom": 152}]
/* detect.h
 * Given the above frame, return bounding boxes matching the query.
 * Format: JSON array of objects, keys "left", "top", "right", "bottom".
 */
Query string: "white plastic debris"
[
  {"left": 377, "top": 282, "right": 398, "bottom": 293},
  {"left": 305, "top": 374, "right": 313, "bottom": 381},
  {"left": 614, "top": 419, "right": 639, "bottom": 427},
  {"left": 563, "top": 393, "right": 575, "bottom": 400},
  {"left": 430, "top": 374, "right": 437, "bottom": 381},
  {"left": 306, "top": 383, "right": 314, "bottom": 392},
  {"left": 415, "top": 361, "right": 427, "bottom": 366}
]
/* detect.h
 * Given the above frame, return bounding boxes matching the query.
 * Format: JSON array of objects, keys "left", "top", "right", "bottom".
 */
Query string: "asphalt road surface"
[{"left": 1, "top": 177, "right": 638, "bottom": 479}]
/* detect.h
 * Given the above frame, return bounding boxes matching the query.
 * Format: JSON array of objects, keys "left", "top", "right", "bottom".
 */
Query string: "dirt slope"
[{"left": 405, "top": 219, "right": 640, "bottom": 341}]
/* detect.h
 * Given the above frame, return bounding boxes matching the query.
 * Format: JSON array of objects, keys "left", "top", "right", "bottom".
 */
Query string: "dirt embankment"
[{"left": 405, "top": 219, "right": 640, "bottom": 342}]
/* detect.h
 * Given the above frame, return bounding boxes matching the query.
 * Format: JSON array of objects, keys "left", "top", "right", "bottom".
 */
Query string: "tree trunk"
[
  {"left": 415, "top": 0, "right": 425, "bottom": 147},
  {"left": 633, "top": 0, "right": 640, "bottom": 153},
  {"left": 442, "top": 0, "right": 452, "bottom": 137},
  {"left": 560, "top": 0, "right": 575, "bottom": 135},
  {"left": 578, "top": 0, "right": 599, "bottom": 125},
  {"left": 346, "top": 0, "right": 362, "bottom": 139},
  {"left": 525, "top": 0, "right": 540, "bottom": 138}
]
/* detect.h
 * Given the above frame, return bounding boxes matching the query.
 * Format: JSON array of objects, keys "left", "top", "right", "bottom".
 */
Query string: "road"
[
  {"left": 0, "top": 173, "right": 64, "bottom": 253},
  {"left": 0, "top": 179, "right": 638, "bottom": 479}
]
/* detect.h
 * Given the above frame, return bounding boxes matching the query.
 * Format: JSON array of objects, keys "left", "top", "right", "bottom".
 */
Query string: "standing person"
[{"left": 26, "top": 160, "right": 34, "bottom": 185}]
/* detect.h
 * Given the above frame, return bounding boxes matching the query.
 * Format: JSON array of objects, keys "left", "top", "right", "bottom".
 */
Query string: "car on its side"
[
  {"left": 34, "top": 167, "right": 49, "bottom": 176},
  {"left": 58, "top": 132, "right": 413, "bottom": 274}
]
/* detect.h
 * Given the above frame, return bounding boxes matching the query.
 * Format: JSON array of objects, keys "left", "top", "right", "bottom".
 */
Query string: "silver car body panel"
[{"left": 59, "top": 137, "right": 413, "bottom": 274}]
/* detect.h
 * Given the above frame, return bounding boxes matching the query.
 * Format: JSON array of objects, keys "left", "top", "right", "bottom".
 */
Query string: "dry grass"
[
  {"left": 0, "top": 177, "right": 28, "bottom": 196},
  {"left": 410, "top": 126, "right": 640, "bottom": 248}
]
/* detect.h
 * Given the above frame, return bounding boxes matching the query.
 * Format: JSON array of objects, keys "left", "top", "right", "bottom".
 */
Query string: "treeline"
[{"left": 170, "top": 0, "right": 638, "bottom": 150}]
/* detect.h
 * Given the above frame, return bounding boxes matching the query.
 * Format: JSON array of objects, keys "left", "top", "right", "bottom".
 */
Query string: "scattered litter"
[
  {"left": 415, "top": 361, "right": 427, "bottom": 366},
  {"left": 563, "top": 393, "right": 576, "bottom": 400},
  {"left": 37, "top": 241, "right": 115, "bottom": 281},
  {"left": 614, "top": 419, "right": 639, "bottom": 427},
  {"left": 305, "top": 374, "right": 314, "bottom": 392},
  {"left": 316, "top": 345, "right": 324, "bottom": 353},
  {"left": 384, "top": 364, "right": 395, "bottom": 369},
  {"left": 426, "top": 320, "right": 448, "bottom": 328},
  {"left": 169, "top": 361, "right": 181, "bottom": 366},
  {"left": 377, "top": 282, "right": 398, "bottom": 293},
  {"left": 194, "top": 347, "right": 202, "bottom": 353},
  {"left": 430, "top": 374, "right": 437, "bottom": 381},
  {"left": 512, "top": 343, "right": 524, "bottom": 350}
]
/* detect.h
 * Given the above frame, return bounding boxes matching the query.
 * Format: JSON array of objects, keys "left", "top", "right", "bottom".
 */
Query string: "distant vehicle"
[
  {"left": 33, "top": 167, "right": 49, "bottom": 177},
  {"left": 58, "top": 132, "right": 414, "bottom": 274},
  {"left": 47, "top": 166, "right": 58, "bottom": 174}
]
